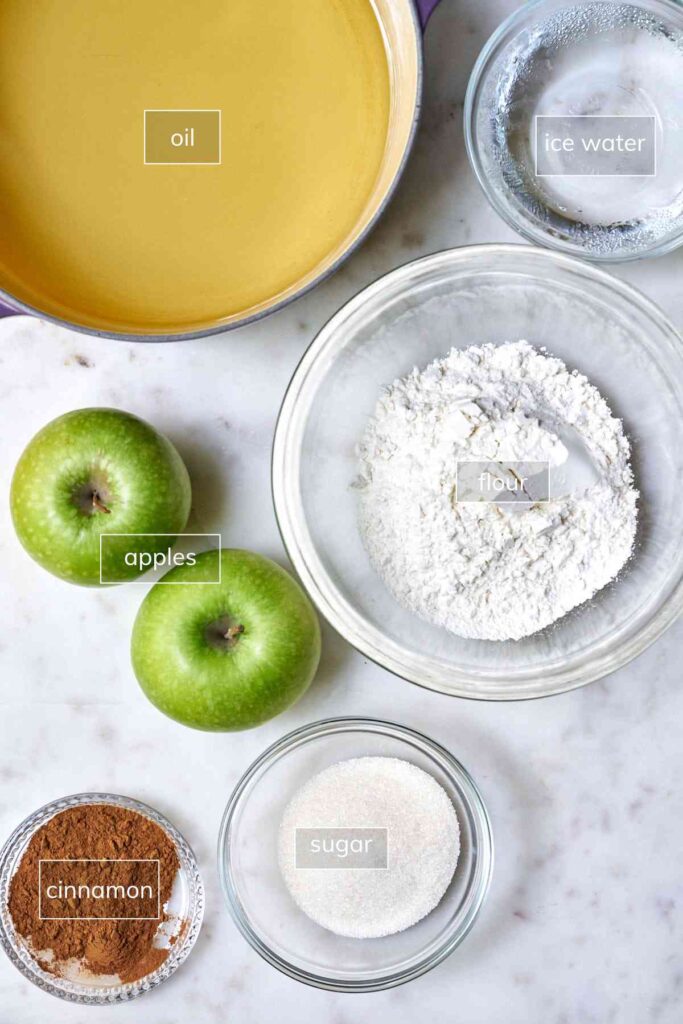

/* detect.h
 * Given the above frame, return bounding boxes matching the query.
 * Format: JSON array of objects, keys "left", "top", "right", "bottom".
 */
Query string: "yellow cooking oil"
[{"left": 0, "top": 0, "right": 389, "bottom": 331}]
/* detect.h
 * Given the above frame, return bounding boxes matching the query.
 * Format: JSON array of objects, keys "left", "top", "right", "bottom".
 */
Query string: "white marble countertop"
[{"left": 1, "top": 2, "right": 682, "bottom": 1022}]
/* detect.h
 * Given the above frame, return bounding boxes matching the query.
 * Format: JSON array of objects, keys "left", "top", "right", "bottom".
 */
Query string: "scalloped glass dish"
[
  {"left": 218, "top": 718, "right": 493, "bottom": 992},
  {"left": 0, "top": 793, "right": 204, "bottom": 1004},
  {"left": 272, "top": 244, "right": 683, "bottom": 699}
]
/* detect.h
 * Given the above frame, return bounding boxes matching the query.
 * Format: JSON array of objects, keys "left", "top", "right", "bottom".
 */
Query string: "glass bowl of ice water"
[
  {"left": 465, "top": 0, "right": 683, "bottom": 261},
  {"left": 218, "top": 718, "right": 493, "bottom": 992}
]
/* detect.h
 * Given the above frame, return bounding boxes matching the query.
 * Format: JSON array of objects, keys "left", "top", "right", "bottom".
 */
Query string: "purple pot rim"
[{"left": 416, "top": 0, "right": 443, "bottom": 29}]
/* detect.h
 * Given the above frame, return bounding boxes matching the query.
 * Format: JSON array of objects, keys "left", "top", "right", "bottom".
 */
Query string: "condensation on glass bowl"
[
  {"left": 0, "top": 793, "right": 204, "bottom": 1005},
  {"left": 218, "top": 718, "right": 493, "bottom": 993},
  {"left": 272, "top": 245, "right": 683, "bottom": 700},
  {"left": 464, "top": 0, "right": 683, "bottom": 261}
]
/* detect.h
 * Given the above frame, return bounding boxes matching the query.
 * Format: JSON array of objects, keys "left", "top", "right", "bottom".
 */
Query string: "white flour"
[{"left": 357, "top": 341, "right": 638, "bottom": 642}]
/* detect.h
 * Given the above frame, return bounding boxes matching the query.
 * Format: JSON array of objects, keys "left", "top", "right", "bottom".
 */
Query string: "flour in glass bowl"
[{"left": 357, "top": 341, "right": 638, "bottom": 642}]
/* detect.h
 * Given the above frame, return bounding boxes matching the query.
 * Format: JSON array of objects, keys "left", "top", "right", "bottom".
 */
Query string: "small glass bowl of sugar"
[
  {"left": 218, "top": 717, "right": 493, "bottom": 992},
  {"left": 465, "top": 0, "right": 683, "bottom": 261}
]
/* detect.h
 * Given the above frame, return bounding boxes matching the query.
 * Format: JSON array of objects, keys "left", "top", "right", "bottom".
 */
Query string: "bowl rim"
[
  {"left": 462, "top": 0, "right": 683, "bottom": 263},
  {"left": 271, "top": 242, "right": 683, "bottom": 700},
  {"left": 0, "top": 792, "right": 205, "bottom": 1004},
  {"left": 217, "top": 716, "right": 494, "bottom": 992}
]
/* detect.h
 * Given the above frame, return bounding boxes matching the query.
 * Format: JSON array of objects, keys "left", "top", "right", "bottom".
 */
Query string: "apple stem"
[
  {"left": 92, "top": 492, "right": 111, "bottom": 515},
  {"left": 224, "top": 625, "right": 245, "bottom": 641}
]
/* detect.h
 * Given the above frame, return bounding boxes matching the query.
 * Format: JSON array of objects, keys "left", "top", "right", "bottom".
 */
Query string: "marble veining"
[{"left": 1, "top": 2, "right": 682, "bottom": 1022}]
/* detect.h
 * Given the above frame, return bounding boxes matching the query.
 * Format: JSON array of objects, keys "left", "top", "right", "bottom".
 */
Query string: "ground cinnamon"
[{"left": 8, "top": 803, "right": 180, "bottom": 984}]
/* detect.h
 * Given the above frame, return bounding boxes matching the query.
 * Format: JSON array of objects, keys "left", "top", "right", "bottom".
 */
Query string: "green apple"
[
  {"left": 10, "top": 408, "right": 191, "bottom": 585},
  {"left": 131, "top": 548, "right": 321, "bottom": 731}
]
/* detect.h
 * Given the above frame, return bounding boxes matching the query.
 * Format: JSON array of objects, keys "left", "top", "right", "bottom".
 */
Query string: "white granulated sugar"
[
  {"left": 278, "top": 757, "right": 460, "bottom": 939},
  {"left": 357, "top": 341, "right": 638, "bottom": 642}
]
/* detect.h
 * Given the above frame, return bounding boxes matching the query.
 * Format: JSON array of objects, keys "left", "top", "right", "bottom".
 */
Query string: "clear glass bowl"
[
  {"left": 218, "top": 718, "right": 493, "bottom": 992},
  {"left": 464, "top": 0, "right": 683, "bottom": 262},
  {"left": 272, "top": 244, "right": 683, "bottom": 699},
  {"left": 0, "top": 793, "right": 204, "bottom": 1004}
]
